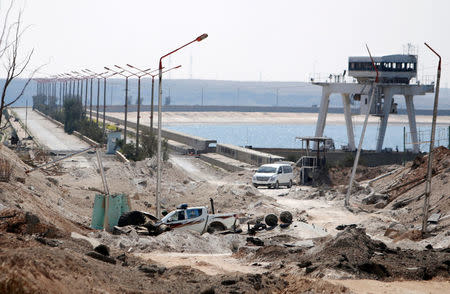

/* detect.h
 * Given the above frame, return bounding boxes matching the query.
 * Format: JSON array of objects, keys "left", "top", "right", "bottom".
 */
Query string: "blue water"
[{"left": 165, "top": 123, "right": 449, "bottom": 151}]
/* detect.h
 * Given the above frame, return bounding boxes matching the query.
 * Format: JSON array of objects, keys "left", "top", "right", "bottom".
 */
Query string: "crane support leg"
[
  {"left": 376, "top": 88, "right": 394, "bottom": 152},
  {"left": 342, "top": 93, "right": 356, "bottom": 150},
  {"left": 405, "top": 95, "right": 420, "bottom": 153},
  {"left": 314, "top": 88, "right": 331, "bottom": 148}
]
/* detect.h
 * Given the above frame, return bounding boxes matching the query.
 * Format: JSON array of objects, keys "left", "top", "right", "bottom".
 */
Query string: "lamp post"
[
  {"left": 73, "top": 71, "right": 91, "bottom": 114},
  {"left": 82, "top": 70, "right": 95, "bottom": 121},
  {"left": 84, "top": 69, "right": 108, "bottom": 126},
  {"left": 118, "top": 64, "right": 155, "bottom": 157},
  {"left": 100, "top": 71, "right": 121, "bottom": 139},
  {"left": 147, "top": 65, "right": 182, "bottom": 138},
  {"left": 104, "top": 67, "right": 132, "bottom": 144},
  {"left": 155, "top": 33, "right": 208, "bottom": 218},
  {"left": 63, "top": 73, "right": 75, "bottom": 98}
]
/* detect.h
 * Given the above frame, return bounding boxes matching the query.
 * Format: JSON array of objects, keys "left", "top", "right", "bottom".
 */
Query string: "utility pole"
[
  {"left": 25, "top": 99, "right": 28, "bottom": 133},
  {"left": 421, "top": 43, "right": 441, "bottom": 236},
  {"left": 85, "top": 76, "right": 88, "bottom": 114},
  {"left": 103, "top": 76, "right": 107, "bottom": 140},
  {"left": 89, "top": 78, "right": 93, "bottom": 121},
  {"left": 96, "top": 77, "right": 100, "bottom": 125}
]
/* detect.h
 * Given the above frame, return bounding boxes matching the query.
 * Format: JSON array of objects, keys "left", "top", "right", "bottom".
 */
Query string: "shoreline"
[{"left": 105, "top": 111, "right": 450, "bottom": 126}]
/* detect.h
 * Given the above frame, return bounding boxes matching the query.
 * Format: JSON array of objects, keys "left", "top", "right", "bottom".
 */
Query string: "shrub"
[
  {"left": 63, "top": 98, "right": 83, "bottom": 134},
  {"left": 79, "top": 119, "right": 106, "bottom": 144}
]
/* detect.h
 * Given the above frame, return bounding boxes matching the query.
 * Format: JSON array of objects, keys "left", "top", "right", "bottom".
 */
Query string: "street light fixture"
[
  {"left": 155, "top": 33, "right": 208, "bottom": 218},
  {"left": 146, "top": 65, "right": 181, "bottom": 138},
  {"left": 73, "top": 71, "right": 92, "bottom": 114},
  {"left": 72, "top": 71, "right": 84, "bottom": 100},
  {"left": 100, "top": 70, "right": 124, "bottom": 139},
  {"left": 84, "top": 69, "right": 109, "bottom": 126},
  {"left": 104, "top": 66, "right": 133, "bottom": 144},
  {"left": 118, "top": 64, "right": 157, "bottom": 157},
  {"left": 82, "top": 69, "right": 95, "bottom": 121}
]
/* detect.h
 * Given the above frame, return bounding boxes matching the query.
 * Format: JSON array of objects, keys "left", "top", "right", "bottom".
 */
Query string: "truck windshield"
[{"left": 257, "top": 166, "right": 276, "bottom": 173}]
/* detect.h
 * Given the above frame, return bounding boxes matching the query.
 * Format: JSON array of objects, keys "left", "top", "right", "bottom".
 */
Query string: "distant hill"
[{"left": 2, "top": 78, "right": 449, "bottom": 110}]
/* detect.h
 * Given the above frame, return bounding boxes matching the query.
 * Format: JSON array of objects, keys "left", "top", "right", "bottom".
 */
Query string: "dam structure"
[{"left": 312, "top": 54, "right": 435, "bottom": 153}]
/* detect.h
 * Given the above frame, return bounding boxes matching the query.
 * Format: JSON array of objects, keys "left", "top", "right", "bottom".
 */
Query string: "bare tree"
[{"left": 0, "top": 1, "right": 39, "bottom": 129}]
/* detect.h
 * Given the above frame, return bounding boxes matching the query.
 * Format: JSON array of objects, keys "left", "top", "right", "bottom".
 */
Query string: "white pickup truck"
[{"left": 153, "top": 204, "right": 240, "bottom": 234}]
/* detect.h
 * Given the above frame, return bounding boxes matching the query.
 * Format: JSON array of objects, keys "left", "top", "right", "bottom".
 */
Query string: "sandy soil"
[
  {"left": 137, "top": 252, "right": 263, "bottom": 276},
  {"left": 331, "top": 279, "right": 450, "bottom": 294},
  {"left": 106, "top": 111, "right": 450, "bottom": 126}
]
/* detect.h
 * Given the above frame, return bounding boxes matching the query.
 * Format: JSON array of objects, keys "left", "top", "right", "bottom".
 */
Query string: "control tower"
[{"left": 312, "top": 54, "right": 434, "bottom": 153}]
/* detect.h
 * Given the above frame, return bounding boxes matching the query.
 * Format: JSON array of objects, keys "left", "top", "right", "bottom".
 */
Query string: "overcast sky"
[{"left": 6, "top": 0, "right": 450, "bottom": 85}]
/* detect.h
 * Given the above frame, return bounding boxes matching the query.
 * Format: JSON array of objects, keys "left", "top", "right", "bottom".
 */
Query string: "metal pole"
[
  {"left": 89, "top": 78, "right": 93, "bottom": 121},
  {"left": 345, "top": 86, "right": 377, "bottom": 207},
  {"left": 77, "top": 79, "right": 80, "bottom": 98},
  {"left": 85, "top": 77, "right": 88, "bottom": 115},
  {"left": 26, "top": 146, "right": 96, "bottom": 173},
  {"left": 103, "top": 77, "right": 107, "bottom": 141},
  {"left": 403, "top": 126, "right": 406, "bottom": 166},
  {"left": 136, "top": 77, "right": 141, "bottom": 157},
  {"left": 96, "top": 149, "right": 110, "bottom": 195},
  {"left": 157, "top": 62, "right": 163, "bottom": 219},
  {"left": 422, "top": 43, "right": 441, "bottom": 235},
  {"left": 59, "top": 81, "right": 62, "bottom": 111},
  {"left": 150, "top": 76, "right": 155, "bottom": 137},
  {"left": 80, "top": 79, "right": 83, "bottom": 103},
  {"left": 345, "top": 44, "right": 379, "bottom": 209},
  {"left": 124, "top": 77, "right": 128, "bottom": 144},
  {"left": 96, "top": 78, "right": 100, "bottom": 125},
  {"left": 155, "top": 33, "right": 208, "bottom": 220}
]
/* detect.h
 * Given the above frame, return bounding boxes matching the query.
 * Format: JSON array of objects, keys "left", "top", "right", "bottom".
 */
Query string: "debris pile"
[
  {"left": 385, "top": 147, "right": 450, "bottom": 203},
  {"left": 0, "top": 208, "right": 63, "bottom": 238},
  {"left": 298, "top": 227, "right": 450, "bottom": 280},
  {"left": 91, "top": 229, "right": 246, "bottom": 254}
]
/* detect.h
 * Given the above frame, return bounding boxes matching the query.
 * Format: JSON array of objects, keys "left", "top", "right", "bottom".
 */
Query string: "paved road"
[{"left": 13, "top": 108, "right": 90, "bottom": 151}]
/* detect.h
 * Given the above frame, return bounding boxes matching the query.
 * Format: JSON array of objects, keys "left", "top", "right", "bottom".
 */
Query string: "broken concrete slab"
[{"left": 428, "top": 213, "right": 441, "bottom": 224}]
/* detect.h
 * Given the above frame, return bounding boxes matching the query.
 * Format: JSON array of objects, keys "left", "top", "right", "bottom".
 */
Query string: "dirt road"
[
  {"left": 170, "top": 154, "right": 226, "bottom": 184},
  {"left": 12, "top": 108, "right": 90, "bottom": 152}
]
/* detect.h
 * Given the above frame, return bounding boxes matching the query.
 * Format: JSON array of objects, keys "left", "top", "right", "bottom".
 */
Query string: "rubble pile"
[
  {"left": 386, "top": 146, "right": 450, "bottom": 202},
  {"left": 298, "top": 227, "right": 450, "bottom": 280},
  {"left": 91, "top": 229, "right": 246, "bottom": 254},
  {"left": 0, "top": 208, "right": 63, "bottom": 238}
]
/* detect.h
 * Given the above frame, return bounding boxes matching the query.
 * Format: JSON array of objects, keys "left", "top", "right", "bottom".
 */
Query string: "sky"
[{"left": 4, "top": 0, "right": 450, "bottom": 85}]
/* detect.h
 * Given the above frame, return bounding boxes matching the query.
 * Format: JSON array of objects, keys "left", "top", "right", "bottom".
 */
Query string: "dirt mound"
[
  {"left": 252, "top": 245, "right": 303, "bottom": 262},
  {"left": 277, "top": 276, "right": 350, "bottom": 294},
  {"left": 299, "top": 227, "right": 450, "bottom": 280},
  {"left": 328, "top": 165, "right": 397, "bottom": 187},
  {"left": 0, "top": 208, "right": 63, "bottom": 237},
  {"left": 387, "top": 146, "right": 450, "bottom": 202},
  {"left": 92, "top": 229, "right": 245, "bottom": 254}
]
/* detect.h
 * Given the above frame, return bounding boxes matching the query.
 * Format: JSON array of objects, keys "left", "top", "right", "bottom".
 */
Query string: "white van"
[{"left": 252, "top": 163, "right": 294, "bottom": 189}]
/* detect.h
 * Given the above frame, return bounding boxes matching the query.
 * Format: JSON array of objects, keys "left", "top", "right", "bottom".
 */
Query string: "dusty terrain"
[{"left": 0, "top": 112, "right": 449, "bottom": 293}]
